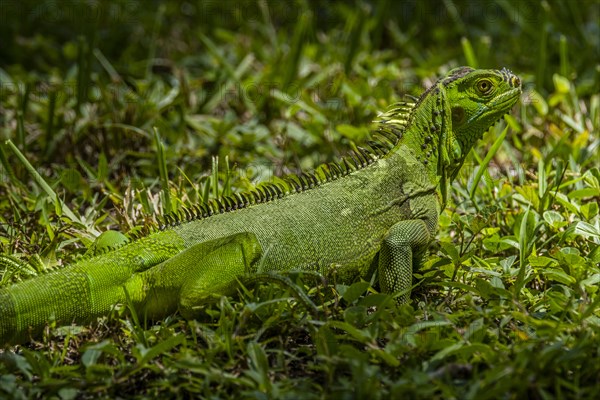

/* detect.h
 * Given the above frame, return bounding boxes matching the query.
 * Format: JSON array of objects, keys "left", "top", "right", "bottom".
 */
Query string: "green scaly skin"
[{"left": 0, "top": 67, "right": 521, "bottom": 345}]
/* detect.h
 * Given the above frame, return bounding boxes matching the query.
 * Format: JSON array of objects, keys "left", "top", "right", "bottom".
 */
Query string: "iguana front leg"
[
  {"left": 378, "top": 219, "right": 431, "bottom": 303},
  {"left": 126, "top": 232, "right": 262, "bottom": 319}
]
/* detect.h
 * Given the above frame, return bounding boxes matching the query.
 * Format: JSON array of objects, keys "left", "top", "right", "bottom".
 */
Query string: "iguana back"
[{"left": 173, "top": 144, "right": 436, "bottom": 275}]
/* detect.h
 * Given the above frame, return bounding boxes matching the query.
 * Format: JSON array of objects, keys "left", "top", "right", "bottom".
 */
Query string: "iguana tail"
[
  {"left": 0, "top": 231, "right": 186, "bottom": 345},
  {"left": 0, "top": 264, "right": 118, "bottom": 344}
]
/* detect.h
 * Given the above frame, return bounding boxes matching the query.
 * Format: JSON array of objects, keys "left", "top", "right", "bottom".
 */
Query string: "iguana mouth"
[
  {"left": 491, "top": 87, "right": 521, "bottom": 107},
  {"left": 467, "top": 87, "right": 521, "bottom": 124}
]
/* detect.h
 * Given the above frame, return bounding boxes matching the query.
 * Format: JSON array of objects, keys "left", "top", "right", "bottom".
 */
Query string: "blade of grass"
[
  {"left": 44, "top": 89, "right": 56, "bottom": 158},
  {"left": 4, "top": 139, "right": 90, "bottom": 231},
  {"left": 559, "top": 35, "right": 569, "bottom": 78},
  {"left": 94, "top": 48, "right": 122, "bottom": 83},
  {"left": 0, "top": 139, "right": 23, "bottom": 189},
  {"left": 211, "top": 156, "right": 219, "bottom": 199},
  {"left": 76, "top": 35, "right": 91, "bottom": 113},
  {"left": 156, "top": 76, "right": 180, "bottom": 112},
  {"left": 461, "top": 37, "right": 478, "bottom": 69},
  {"left": 100, "top": 123, "right": 151, "bottom": 139},
  {"left": 469, "top": 125, "right": 508, "bottom": 199},
  {"left": 536, "top": 11, "right": 548, "bottom": 90},
  {"left": 202, "top": 176, "right": 211, "bottom": 205},
  {"left": 222, "top": 155, "right": 231, "bottom": 198},
  {"left": 343, "top": 7, "right": 365, "bottom": 75},
  {"left": 16, "top": 110, "right": 25, "bottom": 149},
  {"left": 442, "top": 0, "right": 466, "bottom": 35},
  {"left": 153, "top": 127, "right": 171, "bottom": 214},
  {"left": 285, "top": 8, "right": 312, "bottom": 85},
  {"left": 514, "top": 207, "right": 531, "bottom": 297},
  {"left": 199, "top": 35, "right": 256, "bottom": 113},
  {"left": 146, "top": 4, "right": 166, "bottom": 81}
]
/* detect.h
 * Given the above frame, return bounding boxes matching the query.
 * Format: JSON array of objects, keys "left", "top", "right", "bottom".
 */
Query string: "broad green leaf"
[
  {"left": 540, "top": 269, "right": 576, "bottom": 285},
  {"left": 553, "top": 73, "right": 571, "bottom": 94},
  {"left": 527, "top": 89, "right": 548, "bottom": 116},
  {"left": 327, "top": 321, "right": 371, "bottom": 343},
  {"left": 528, "top": 255, "right": 557, "bottom": 267},
  {"left": 336, "top": 124, "right": 370, "bottom": 141},
  {"left": 575, "top": 221, "right": 600, "bottom": 239},
  {"left": 555, "top": 247, "right": 585, "bottom": 267},
  {"left": 580, "top": 202, "right": 599, "bottom": 220},
  {"left": 568, "top": 188, "right": 600, "bottom": 199},
  {"left": 543, "top": 210, "right": 564, "bottom": 227},
  {"left": 315, "top": 325, "right": 338, "bottom": 357}
]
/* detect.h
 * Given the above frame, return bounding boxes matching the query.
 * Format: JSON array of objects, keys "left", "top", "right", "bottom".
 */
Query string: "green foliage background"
[{"left": 0, "top": 0, "right": 599, "bottom": 398}]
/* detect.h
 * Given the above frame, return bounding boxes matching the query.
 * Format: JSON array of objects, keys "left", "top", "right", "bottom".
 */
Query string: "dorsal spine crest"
[{"left": 154, "top": 99, "right": 415, "bottom": 230}]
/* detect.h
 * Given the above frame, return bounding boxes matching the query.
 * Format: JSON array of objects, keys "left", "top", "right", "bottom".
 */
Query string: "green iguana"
[{"left": 0, "top": 67, "right": 521, "bottom": 345}]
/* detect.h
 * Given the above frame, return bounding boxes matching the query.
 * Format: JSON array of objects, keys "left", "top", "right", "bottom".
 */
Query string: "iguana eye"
[{"left": 477, "top": 79, "right": 493, "bottom": 94}]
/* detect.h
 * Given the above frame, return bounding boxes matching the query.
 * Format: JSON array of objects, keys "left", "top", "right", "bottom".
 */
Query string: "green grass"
[{"left": 0, "top": 0, "right": 599, "bottom": 398}]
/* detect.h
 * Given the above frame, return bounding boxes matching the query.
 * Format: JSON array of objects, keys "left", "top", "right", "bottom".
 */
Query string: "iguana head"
[
  {"left": 442, "top": 66, "right": 521, "bottom": 167},
  {"left": 374, "top": 67, "right": 521, "bottom": 207}
]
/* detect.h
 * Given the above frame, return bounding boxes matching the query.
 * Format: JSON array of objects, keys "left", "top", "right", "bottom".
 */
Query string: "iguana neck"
[
  {"left": 399, "top": 96, "right": 443, "bottom": 185},
  {"left": 377, "top": 86, "right": 453, "bottom": 209}
]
